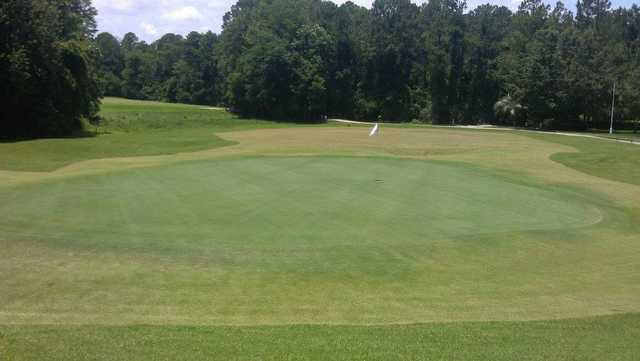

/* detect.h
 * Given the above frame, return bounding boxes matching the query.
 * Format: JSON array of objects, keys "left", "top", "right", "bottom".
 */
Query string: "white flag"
[{"left": 369, "top": 123, "right": 379, "bottom": 137}]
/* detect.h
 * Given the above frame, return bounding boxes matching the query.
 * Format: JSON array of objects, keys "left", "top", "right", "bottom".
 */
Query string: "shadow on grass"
[{"left": 0, "top": 129, "right": 115, "bottom": 143}]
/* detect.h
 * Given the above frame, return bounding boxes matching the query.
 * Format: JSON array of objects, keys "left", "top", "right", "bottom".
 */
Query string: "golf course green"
[
  {"left": 0, "top": 157, "right": 599, "bottom": 251},
  {"left": 1, "top": 98, "right": 639, "bottom": 360}
]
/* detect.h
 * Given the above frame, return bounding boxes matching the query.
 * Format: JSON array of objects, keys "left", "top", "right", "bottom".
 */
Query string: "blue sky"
[{"left": 94, "top": 0, "right": 637, "bottom": 42}]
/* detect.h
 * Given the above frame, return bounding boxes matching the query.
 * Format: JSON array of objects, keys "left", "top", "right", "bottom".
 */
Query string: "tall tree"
[
  {"left": 95, "top": 32, "right": 124, "bottom": 96},
  {"left": 464, "top": 5, "right": 512, "bottom": 123},
  {"left": 288, "top": 24, "right": 333, "bottom": 120},
  {"left": 0, "top": 0, "right": 100, "bottom": 138},
  {"left": 422, "top": 0, "right": 467, "bottom": 124},
  {"left": 165, "top": 31, "right": 223, "bottom": 105},
  {"left": 367, "top": 0, "right": 421, "bottom": 121}
]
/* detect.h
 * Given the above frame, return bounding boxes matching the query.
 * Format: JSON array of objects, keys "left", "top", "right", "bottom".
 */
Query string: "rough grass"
[
  {"left": 98, "top": 97, "right": 277, "bottom": 132},
  {"left": 0, "top": 130, "right": 234, "bottom": 172},
  {"left": 0, "top": 97, "right": 280, "bottom": 172},
  {"left": 527, "top": 133, "right": 640, "bottom": 186},
  {"left": 1, "top": 99, "right": 639, "bottom": 359}
]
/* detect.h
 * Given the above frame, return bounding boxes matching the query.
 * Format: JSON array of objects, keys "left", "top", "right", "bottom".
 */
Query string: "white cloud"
[
  {"left": 94, "top": 0, "right": 136, "bottom": 12},
  {"left": 140, "top": 22, "right": 158, "bottom": 36},
  {"left": 163, "top": 6, "right": 203, "bottom": 21},
  {"left": 207, "top": 1, "right": 229, "bottom": 10}
]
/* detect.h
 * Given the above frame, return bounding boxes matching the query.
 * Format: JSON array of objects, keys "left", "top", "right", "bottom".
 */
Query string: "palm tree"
[{"left": 494, "top": 95, "right": 523, "bottom": 126}]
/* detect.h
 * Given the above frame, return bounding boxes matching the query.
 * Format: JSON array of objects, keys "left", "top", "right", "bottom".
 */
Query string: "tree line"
[
  {"left": 98, "top": 0, "right": 640, "bottom": 130},
  {"left": 1, "top": 0, "right": 99, "bottom": 138},
  {"left": 2, "top": 0, "right": 640, "bottom": 138},
  {"left": 95, "top": 31, "right": 223, "bottom": 106}
]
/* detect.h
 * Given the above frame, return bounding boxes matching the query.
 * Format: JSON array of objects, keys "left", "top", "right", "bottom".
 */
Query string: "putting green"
[
  {"left": 0, "top": 156, "right": 599, "bottom": 253},
  {"left": 1, "top": 141, "right": 638, "bottom": 326}
]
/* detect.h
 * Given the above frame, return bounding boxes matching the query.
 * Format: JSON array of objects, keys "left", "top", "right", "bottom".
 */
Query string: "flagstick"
[{"left": 610, "top": 81, "right": 616, "bottom": 135}]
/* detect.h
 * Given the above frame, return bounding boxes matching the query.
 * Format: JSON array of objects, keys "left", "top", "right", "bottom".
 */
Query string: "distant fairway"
[{"left": 1, "top": 99, "right": 639, "bottom": 359}]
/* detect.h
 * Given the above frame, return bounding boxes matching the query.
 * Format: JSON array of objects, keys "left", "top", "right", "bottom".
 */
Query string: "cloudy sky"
[{"left": 94, "top": 0, "right": 636, "bottom": 42}]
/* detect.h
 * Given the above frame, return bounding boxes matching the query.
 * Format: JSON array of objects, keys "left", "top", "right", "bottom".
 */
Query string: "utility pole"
[{"left": 609, "top": 81, "right": 616, "bottom": 135}]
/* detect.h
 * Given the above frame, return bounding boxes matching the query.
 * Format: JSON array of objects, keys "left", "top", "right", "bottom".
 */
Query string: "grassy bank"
[{"left": 0, "top": 98, "right": 280, "bottom": 172}]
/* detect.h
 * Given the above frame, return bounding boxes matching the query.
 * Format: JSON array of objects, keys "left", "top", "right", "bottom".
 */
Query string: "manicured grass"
[
  {"left": 98, "top": 97, "right": 277, "bottom": 132},
  {"left": 0, "top": 129, "right": 234, "bottom": 172},
  {"left": 1, "top": 154, "right": 638, "bottom": 325},
  {"left": 4, "top": 155, "right": 629, "bottom": 326},
  {"left": 0, "top": 157, "right": 599, "bottom": 252},
  {"left": 0, "top": 98, "right": 280, "bottom": 172},
  {"left": 527, "top": 133, "right": 640, "bottom": 186},
  {"left": 1, "top": 100, "right": 640, "bottom": 358},
  {"left": 1, "top": 314, "right": 639, "bottom": 360}
]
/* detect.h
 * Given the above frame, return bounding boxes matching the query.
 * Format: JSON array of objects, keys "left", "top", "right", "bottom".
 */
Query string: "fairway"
[{"left": 1, "top": 99, "right": 639, "bottom": 359}]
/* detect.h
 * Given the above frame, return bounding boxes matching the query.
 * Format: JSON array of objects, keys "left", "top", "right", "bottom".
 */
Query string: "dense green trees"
[
  {"left": 95, "top": 32, "right": 124, "bottom": 96},
  {"left": 209, "top": 0, "right": 640, "bottom": 126},
  {"left": 95, "top": 30, "right": 223, "bottom": 107},
  {"left": 1, "top": 0, "right": 100, "bottom": 138},
  {"left": 464, "top": 5, "right": 512, "bottom": 123},
  {"left": 3, "top": 0, "right": 640, "bottom": 137},
  {"left": 496, "top": 0, "right": 639, "bottom": 129}
]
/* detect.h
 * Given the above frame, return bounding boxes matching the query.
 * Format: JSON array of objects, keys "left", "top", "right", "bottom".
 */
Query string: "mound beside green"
[
  {"left": 0, "top": 98, "right": 278, "bottom": 172},
  {"left": 528, "top": 133, "right": 640, "bottom": 186}
]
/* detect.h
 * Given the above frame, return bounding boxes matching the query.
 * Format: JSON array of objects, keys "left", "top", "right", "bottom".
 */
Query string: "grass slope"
[
  {"left": 0, "top": 98, "right": 279, "bottom": 172},
  {"left": 527, "top": 133, "right": 640, "bottom": 186},
  {"left": 98, "top": 98, "right": 274, "bottom": 132},
  {"left": 0, "top": 130, "right": 233, "bottom": 172},
  {"left": 2, "top": 314, "right": 639, "bottom": 361}
]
